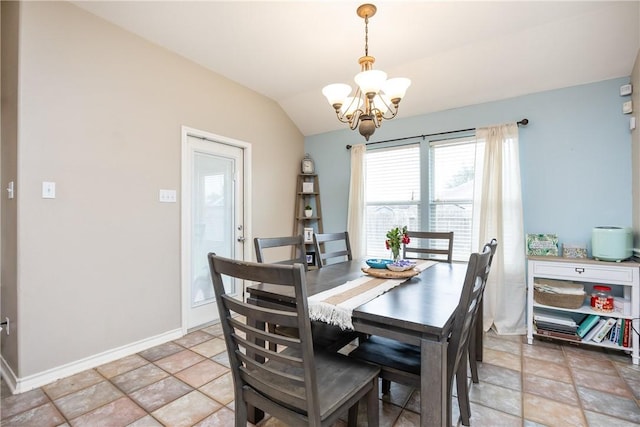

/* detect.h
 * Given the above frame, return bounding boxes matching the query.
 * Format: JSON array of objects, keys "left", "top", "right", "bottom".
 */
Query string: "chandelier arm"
[
  {"left": 369, "top": 109, "right": 384, "bottom": 128},
  {"left": 334, "top": 111, "right": 353, "bottom": 125},
  {"left": 377, "top": 105, "right": 400, "bottom": 121},
  {"left": 335, "top": 109, "right": 366, "bottom": 131}
]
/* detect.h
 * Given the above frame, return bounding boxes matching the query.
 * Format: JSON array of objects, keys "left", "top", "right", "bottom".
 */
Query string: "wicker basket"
[{"left": 533, "top": 279, "right": 585, "bottom": 309}]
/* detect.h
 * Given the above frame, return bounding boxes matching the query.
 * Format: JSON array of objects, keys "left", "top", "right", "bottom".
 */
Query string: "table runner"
[{"left": 308, "top": 260, "right": 437, "bottom": 330}]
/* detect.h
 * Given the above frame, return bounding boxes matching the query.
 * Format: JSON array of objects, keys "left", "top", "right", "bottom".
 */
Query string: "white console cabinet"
[{"left": 527, "top": 256, "right": 639, "bottom": 364}]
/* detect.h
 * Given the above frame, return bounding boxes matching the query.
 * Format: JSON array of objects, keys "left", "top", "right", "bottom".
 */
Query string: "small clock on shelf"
[{"left": 301, "top": 153, "right": 315, "bottom": 174}]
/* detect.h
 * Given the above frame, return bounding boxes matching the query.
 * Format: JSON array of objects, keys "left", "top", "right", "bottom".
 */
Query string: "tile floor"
[{"left": 2, "top": 326, "right": 640, "bottom": 426}]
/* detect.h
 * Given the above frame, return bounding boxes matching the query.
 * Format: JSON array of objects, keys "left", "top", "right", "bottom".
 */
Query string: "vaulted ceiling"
[{"left": 72, "top": 1, "right": 640, "bottom": 137}]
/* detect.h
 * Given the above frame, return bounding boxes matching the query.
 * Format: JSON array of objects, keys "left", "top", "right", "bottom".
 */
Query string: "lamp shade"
[
  {"left": 382, "top": 77, "right": 411, "bottom": 101},
  {"left": 354, "top": 70, "right": 387, "bottom": 95},
  {"left": 322, "top": 83, "right": 352, "bottom": 106}
]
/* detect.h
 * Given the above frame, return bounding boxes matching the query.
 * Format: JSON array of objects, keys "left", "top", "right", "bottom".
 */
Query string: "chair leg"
[
  {"left": 456, "top": 357, "right": 471, "bottom": 426},
  {"left": 469, "top": 327, "right": 479, "bottom": 384},
  {"left": 381, "top": 378, "right": 391, "bottom": 394},
  {"left": 235, "top": 400, "right": 248, "bottom": 427},
  {"left": 347, "top": 401, "right": 359, "bottom": 427},
  {"left": 367, "top": 378, "right": 379, "bottom": 427}
]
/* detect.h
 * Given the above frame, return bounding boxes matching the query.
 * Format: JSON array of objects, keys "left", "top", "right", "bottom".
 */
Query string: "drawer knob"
[{"left": 575, "top": 268, "right": 585, "bottom": 274}]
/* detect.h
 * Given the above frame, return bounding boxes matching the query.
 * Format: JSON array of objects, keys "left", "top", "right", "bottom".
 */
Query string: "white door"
[{"left": 182, "top": 128, "right": 250, "bottom": 330}]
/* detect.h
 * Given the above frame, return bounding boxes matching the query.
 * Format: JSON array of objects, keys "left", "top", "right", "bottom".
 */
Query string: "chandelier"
[{"left": 322, "top": 4, "right": 411, "bottom": 141}]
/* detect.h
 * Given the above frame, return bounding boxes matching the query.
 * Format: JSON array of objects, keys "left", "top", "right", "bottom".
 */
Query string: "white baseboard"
[{"left": 0, "top": 328, "right": 183, "bottom": 394}]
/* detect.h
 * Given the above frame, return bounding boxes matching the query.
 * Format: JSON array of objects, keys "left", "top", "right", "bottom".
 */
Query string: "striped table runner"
[{"left": 308, "top": 260, "right": 437, "bottom": 330}]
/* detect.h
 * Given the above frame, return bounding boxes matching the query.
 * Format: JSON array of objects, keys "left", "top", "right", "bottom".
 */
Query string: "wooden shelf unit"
[
  {"left": 527, "top": 256, "right": 639, "bottom": 364},
  {"left": 293, "top": 174, "right": 323, "bottom": 260}
]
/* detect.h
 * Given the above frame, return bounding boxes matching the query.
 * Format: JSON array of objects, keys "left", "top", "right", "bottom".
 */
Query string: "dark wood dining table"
[{"left": 246, "top": 259, "right": 469, "bottom": 427}]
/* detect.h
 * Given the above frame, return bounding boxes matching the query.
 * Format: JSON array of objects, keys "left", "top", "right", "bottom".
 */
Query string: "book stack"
[
  {"left": 575, "top": 314, "right": 633, "bottom": 347},
  {"left": 533, "top": 309, "right": 633, "bottom": 348},
  {"left": 533, "top": 311, "right": 580, "bottom": 341}
]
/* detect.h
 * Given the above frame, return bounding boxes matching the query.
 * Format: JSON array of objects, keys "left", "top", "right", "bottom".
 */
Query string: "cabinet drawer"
[{"left": 533, "top": 262, "right": 634, "bottom": 283}]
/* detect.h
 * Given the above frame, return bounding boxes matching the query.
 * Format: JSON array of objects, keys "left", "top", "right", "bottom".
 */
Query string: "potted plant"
[{"left": 304, "top": 205, "right": 313, "bottom": 218}]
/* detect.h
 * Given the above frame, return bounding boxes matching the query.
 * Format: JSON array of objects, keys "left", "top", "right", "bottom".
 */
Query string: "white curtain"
[
  {"left": 347, "top": 144, "right": 367, "bottom": 259},
  {"left": 472, "top": 124, "right": 526, "bottom": 335}
]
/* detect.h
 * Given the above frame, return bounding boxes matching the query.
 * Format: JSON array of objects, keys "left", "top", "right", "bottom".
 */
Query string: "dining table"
[{"left": 246, "top": 259, "right": 470, "bottom": 427}]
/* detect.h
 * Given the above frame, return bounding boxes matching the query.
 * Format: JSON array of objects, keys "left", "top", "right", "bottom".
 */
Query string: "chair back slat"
[
  {"left": 313, "top": 231, "right": 353, "bottom": 267},
  {"left": 229, "top": 317, "right": 301, "bottom": 349},
  {"left": 403, "top": 231, "right": 454, "bottom": 263},
  {"left": 233, "top": 334, "right": 304, "bottom": 369},
  {"left": 223, "top": 295, "right": 299, "bottom": 328}
]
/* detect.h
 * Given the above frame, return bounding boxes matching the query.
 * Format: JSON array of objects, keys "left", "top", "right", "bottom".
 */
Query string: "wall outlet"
[{"left": 623, "top": 100, "right": 633, "bottom": 114}]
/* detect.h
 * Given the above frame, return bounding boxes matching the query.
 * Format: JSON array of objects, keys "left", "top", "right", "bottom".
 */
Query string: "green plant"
[
  {"left": 385, "top": 226, "right": 410, "bottom": 261},
  {"left": 305, "top": 205, "right": 312, "bottom": 210}
]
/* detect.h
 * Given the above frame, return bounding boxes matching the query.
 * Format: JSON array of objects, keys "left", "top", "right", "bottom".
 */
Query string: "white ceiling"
[{"left": 72, "top": 1, "right": 640, "bottom": 137}]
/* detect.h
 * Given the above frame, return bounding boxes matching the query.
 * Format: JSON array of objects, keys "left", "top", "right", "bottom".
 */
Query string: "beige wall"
[
  {"left": 3, "top": 1, "right": 302, "bottom": 381},
  {"left": 632, "top": 46, "right": 640, "bottom": 247},
  {"left": 1, "top": 0, "right": 20, "bottom": 376}
]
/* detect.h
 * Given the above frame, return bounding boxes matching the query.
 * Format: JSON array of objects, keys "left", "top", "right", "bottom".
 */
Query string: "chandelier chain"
[{"left": 364, "top": 16, "right": 369, "bottom": 57}]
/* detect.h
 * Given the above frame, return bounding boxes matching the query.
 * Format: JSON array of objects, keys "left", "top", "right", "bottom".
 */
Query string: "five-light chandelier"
[{"left": 322, "top": 3, "right": 411, "bottom": 141}]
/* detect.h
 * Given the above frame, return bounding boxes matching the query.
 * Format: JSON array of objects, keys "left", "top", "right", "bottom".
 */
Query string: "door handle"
[{"left": 237, "top": 236, "right": 246, "bottom": 242}]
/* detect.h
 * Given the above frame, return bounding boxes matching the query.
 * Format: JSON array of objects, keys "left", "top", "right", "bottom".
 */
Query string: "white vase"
[{"left": 305, "top": 210, "right": 312, "bottom": 218}]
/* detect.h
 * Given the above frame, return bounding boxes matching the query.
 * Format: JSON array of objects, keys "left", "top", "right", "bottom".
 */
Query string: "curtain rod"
[{"left": 345, "top": 118, "right": 529, "bottom": 149}]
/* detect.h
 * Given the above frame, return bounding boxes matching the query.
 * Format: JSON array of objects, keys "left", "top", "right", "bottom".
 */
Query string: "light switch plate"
[
  {"left": 620, "top": 84, "right": 633, "bottom": 96},
  {"left": 159, "top": 189, "right": 177, "bottom": 203},
  {"left": 42, "top": 181, "right": 55, "bottom": 199},
  {"left": 623, "top": 101, "right": 633, "bottom": 114}
]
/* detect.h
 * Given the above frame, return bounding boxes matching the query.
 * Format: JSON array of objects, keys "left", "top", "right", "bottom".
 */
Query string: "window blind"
[
  {"left": 429, "top": 137, "right": 476, "bottom": 261},
  {"left": 365, "top": 145, "right": 420, "bottom": 258}
]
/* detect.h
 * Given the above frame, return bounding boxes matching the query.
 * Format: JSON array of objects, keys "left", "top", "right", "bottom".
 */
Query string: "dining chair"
[
  {"left": 469, "top": 238, "right": 498, "bottom": 384},
  {"left": 402, "top": 231, "right": 454, "bottom": 263},
  {"left": 313, "top": 231, "right": 353, "bottom": 267},
  {"left": 254, "top": 235, "right": 360, "bottom": 353},
  {"left": 348, "top": 245, "right": 493, "bottom": 426},
  {"left": 207, "top": 254, "right": 380, "bottom": 427},
  {"left": 254, "top": 235, "right": 308, "bottom": 271}
]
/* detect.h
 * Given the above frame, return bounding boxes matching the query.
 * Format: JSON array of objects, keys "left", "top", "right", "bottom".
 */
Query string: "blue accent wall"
[{"left": 305, "top": 77, "right": 632, "bottom": 254}]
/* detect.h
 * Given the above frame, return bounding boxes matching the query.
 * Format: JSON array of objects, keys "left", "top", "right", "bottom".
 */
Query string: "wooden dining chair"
[
  {"left": 348, "top": 245, "right": 492, "bottom": 426},
  {"left": 254, "top": 235, "right": 308, "bottom": 271},
  {"left": 254, "top": 235, "right": 360, "bottom": 353},
  {"left": 207, "top": 254, "right": 380, "bottom": 427},
  {"left": 469, "top": 238, "right": 498, "bottom": 384},
  {"left": 313, "top": 231, "right": 353, "bottom": 268},
  {"left": 402, "top": 231, "right": 454, "bottom": 263}
]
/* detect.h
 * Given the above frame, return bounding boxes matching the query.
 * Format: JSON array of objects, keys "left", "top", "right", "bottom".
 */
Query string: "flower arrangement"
[{"left": 385, "top": 226, "right": 410, "bottom": 261}]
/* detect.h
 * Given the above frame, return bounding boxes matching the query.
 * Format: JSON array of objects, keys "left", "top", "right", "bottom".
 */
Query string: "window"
[
  {"left": 364, "top": 136, "right": 476, "bottom": 261},
  {"left": 365, "top": 145, "right": 420, "bottom": 259}
]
